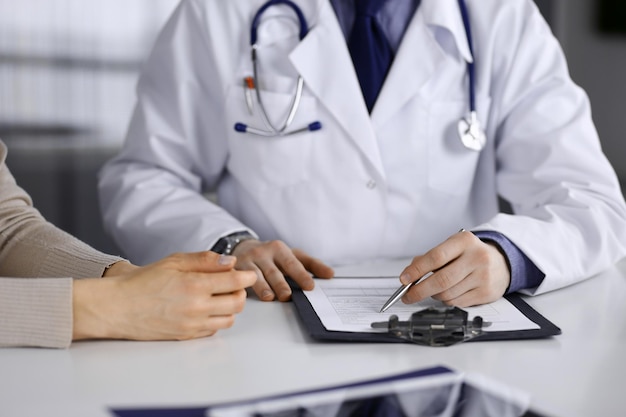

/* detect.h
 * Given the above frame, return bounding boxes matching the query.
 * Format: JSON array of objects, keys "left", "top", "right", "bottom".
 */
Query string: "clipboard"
[{"left": 290, "top": 283, "right": 561, "bottom": 343}]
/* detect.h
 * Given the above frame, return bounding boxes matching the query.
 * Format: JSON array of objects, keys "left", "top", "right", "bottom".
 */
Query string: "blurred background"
[
  {"left": 1, "top": 0, "right": 625, "bottom": 257},
  {"left": 0, "top": 0, "right": 179, "bottom": 254}
]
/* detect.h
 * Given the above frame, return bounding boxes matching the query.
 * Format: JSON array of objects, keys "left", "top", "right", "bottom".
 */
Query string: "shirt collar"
[{"left": 329, "top": 0, "right": 474, "bottom": 63}]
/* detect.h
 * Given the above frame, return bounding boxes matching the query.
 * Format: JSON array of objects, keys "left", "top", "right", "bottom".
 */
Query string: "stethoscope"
[
  {"left": 234, "top": 0, "right": 322, "bottom": 137},
  {"left": 234, "top": 0, "right": 486, "bottom": 152},
  {"left": 456, "top": 0, "right": 486, "bottom": 151}
]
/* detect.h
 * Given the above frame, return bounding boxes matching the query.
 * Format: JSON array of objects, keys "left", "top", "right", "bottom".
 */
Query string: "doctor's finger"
[
  {"left": 399, "top": 231, "right": 471, "bottom": 285},
  {"left": 436, "top": 286, "right": 494, "bottom": 309},
  {"left": 274, "top": 249, "right": 316, "bottom": 292},
  {"left": 236, "top": 258, "right": 276, "bottom": 302},
  {"left": 402, "top": 260, "right": 471, "bottom": 304},
  {"left": 433, "top": 267, "right": 509, "bottom": 307},
  {"left": 293, "top": 248, "right": 334, "bottom": 279},
  {"left": 428, "top": 239, "right": 511, "bottom": 305},
  {"left": 255, "top": 257, "right": 294, "bottom": 302},
  {"left": 430, "top": 270, "right": 481, "bottom": 305}
]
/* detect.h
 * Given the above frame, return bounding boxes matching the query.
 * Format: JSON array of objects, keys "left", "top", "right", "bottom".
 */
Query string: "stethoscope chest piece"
[{"left": 458, "top": 111, "right": 486, "bottom": 152}]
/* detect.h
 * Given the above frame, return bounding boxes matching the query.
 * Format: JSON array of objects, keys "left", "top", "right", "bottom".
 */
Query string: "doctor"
[{"left": 99, "top": 0, "right": 626, "bottom": 307}]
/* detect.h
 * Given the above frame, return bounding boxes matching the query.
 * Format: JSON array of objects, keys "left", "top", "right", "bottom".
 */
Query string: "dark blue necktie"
[{"left": 348, "top": 0, "right": 393, "bottom": 113}]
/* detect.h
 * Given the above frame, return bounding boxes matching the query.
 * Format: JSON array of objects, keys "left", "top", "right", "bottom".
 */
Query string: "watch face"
[
  {"left": 212, "top": 238, "right": 229, "bottom": 254},
  {"left": 224, "top": 237, "right": 237, "bottom": 255}
]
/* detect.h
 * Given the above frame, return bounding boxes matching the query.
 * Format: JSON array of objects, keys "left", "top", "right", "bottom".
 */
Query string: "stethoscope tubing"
[
  {"left": 237, "top": 0, "right": 321, "bottom": 137},
  {"left": 250, "top": 0, "right": 308, "bottom": 44},
  {"left": 252, "top": 46, "right": 305, "bottom": 134},
  {"left": 457, "top": 0, "right": 476, "bottom": 114}
]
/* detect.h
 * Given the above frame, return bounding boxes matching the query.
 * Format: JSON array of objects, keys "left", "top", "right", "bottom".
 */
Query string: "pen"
[
  {"left": 379, "top": 272, "right": 432, "bottom": 313},
  {"left": 243, "top": 76, "right": 255, "bottom": 115},
  {"left": 379, "top": 229, "right": 466, "bottom": 313}
]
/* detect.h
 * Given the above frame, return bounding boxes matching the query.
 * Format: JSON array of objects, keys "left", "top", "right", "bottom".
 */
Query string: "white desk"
[{"left": 2, "top": 258, "right": 626, "bottom": 417}]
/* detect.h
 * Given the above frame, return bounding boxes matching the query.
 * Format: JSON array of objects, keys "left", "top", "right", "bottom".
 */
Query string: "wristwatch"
[{"left": 211, "top": 232, "right": 255, "bottom": 255}]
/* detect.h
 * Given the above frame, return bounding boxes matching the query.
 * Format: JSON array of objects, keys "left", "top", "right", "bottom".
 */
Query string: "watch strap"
[{"left": 211, "top": 232, "right": 255, "bottom": 255}]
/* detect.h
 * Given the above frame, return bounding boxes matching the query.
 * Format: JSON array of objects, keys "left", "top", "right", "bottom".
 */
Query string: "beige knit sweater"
[{"left": 0, "top": 141, "right": 123, "bottom": 348}]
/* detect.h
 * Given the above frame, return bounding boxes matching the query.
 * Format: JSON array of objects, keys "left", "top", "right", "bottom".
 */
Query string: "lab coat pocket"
[
  {"left": 427, "top": 98, "right": 491, "bottom": 196},
  {"left": 225, "top": 82, "right": 318, "bottom": 189}
]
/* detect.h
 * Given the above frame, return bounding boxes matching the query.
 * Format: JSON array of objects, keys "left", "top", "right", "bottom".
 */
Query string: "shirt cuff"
[{"left": 472, "top": 230, "right": 545, "bottom": 293}]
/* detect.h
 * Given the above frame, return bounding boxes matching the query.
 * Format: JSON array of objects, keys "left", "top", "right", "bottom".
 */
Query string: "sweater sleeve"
[
  {"left": 0, "top": 278, "right": 73, "bottom": 348},
  {"left": 0, "top": 140, "right": 124, "bottom": 348}
]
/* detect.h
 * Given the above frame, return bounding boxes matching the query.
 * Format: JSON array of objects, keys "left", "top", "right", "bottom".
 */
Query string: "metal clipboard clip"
[{"left": 371, "top": 306, "right": 490, "bottom": 347}]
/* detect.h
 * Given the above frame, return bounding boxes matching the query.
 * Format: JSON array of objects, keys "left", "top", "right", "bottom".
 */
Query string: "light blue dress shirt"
[{"left": 330, "top": 0, "right": 421, "bottom": 53}]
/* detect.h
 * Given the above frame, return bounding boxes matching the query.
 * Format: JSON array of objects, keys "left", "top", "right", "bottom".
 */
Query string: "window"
[{"left": 0, "top": 0, "right": 179, "bottom": 146}]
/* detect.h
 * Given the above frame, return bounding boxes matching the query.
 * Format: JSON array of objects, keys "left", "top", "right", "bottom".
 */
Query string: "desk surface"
[{"left": 2, "top": 258, "right": 626, "bottom": 417}]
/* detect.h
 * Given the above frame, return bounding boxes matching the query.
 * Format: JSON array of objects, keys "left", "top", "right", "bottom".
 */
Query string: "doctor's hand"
[
  {"left": 72, "top": 251, "right": 256, "bottom": 341},
  {"left": 232, "top": 239, "right": 334, "bottom": 302},
  {"left": 400, "top": 231, "right": 511, "bottom": 308}
]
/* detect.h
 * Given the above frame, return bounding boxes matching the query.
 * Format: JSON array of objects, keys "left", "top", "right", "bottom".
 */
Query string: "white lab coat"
[{"left": 99, "top": 0, "right": 626, "bottom": 295}]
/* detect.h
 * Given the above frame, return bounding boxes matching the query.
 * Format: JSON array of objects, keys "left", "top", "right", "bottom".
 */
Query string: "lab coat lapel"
[
  {"left": 371, "top": 0, "right": 473, "bottom": 128},
  {"left": 289, "top": 1, "right": 385, "bottom": 178}
]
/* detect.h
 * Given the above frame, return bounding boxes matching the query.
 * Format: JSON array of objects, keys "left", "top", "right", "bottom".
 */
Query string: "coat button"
[{"left": 366, "top": 180, "right": 377, "bottom": 189}]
